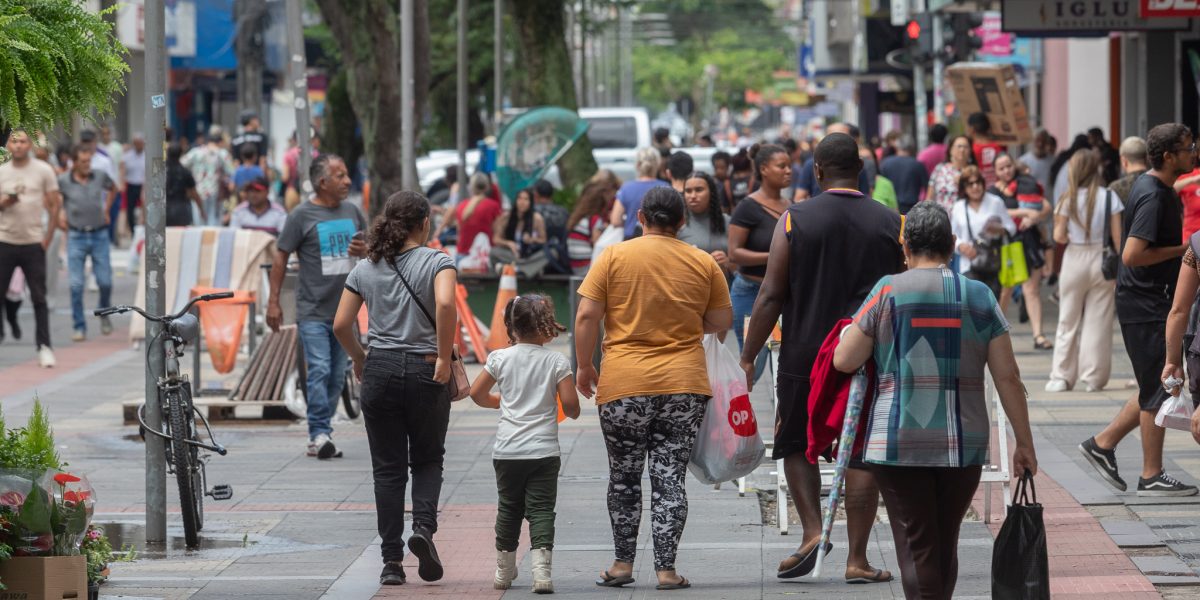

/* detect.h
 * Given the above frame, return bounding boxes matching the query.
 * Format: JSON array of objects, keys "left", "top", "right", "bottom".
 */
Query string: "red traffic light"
[{"left": 906, "top": 19, "right": 921, "bottom": 40}]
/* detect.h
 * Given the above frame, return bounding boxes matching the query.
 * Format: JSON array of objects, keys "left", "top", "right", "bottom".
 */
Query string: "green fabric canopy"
[{"left": 495, "top": 107, "right": 589, "bottom": 202}]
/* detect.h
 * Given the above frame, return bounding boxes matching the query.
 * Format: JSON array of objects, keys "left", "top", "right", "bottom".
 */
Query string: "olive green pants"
[{"left": 493, "top": 456, "right": 560, "bottom": 551}]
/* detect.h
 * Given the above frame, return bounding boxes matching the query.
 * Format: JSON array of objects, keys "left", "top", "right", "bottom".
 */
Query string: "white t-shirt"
[
  {"left": 484, "top": 343, "right": 572, "bottom": 460},
  {"left": 1061, "top": 186, "right": 1123, "bottom": 245},
  {"left": 951, "top": 192, "right": 1017, "bottom": 274},
  {"left": 122, "top": 149, "right": 146, "bottom": 185}
]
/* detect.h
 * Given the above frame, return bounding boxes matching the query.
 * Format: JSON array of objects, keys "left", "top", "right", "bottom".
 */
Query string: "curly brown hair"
[
  {"left": 367, "top": 190, "right": 431, "bottom": 263},
  {"left": 504, "top": 294, "right": 566, "bottom": 344}
]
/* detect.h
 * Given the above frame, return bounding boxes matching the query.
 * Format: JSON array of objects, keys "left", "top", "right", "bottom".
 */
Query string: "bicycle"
[{"left": 96, "top": 292, "right": 234, "bottom": 548}]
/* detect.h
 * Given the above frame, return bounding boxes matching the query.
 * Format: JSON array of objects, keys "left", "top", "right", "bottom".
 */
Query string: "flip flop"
[
  {"left": 777, "top": 541, "right": 833, "bottom": 579},
  {"left": 846, "top": 567, "right": 894, "bottom": 584},
  {"left": 655, "top": 577, "right": 690, "bottom": 591},
  {"left": 595, "top": 570, "right": 634, "bottom": 588}
]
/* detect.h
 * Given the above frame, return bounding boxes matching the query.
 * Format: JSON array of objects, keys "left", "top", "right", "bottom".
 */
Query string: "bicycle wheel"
[
  {"left": 166, "top": 387, "right": 201, "bottom": 548},
  {"left": 341, "top": 366, "right": 361, "bottom": 419}
]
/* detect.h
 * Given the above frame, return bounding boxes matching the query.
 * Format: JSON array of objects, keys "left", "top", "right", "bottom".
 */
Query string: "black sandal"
[
  {"left": 777, "top": 541, "right": 832, "bottom": 579},
  {"left": 1034, "top": 335, "right": 1053, "bottom": 350},
  {"left": 596, "top": 570, "right": 634, "bottom": 587},
  {"left": 656, "top": 576, "right": 691, "bottom": 590}
]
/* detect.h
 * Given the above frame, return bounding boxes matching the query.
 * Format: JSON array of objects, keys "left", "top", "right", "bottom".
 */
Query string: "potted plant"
[
  {"left": 80, "top": 525, "right": 112, "bottom": 600},
  {"left": 0, "top": 400, "right": 91, "bottom": 597}
]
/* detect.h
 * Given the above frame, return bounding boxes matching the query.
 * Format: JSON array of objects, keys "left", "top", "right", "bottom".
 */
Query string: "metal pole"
[
  {"left": 143, "top": 0, "right": 167, "bottom": 544},
  {"left": 401, "top": 0, "right": 416, "bottom": 191},
  {"left": 932, "top": 15, "right": 945, "bottom": 124},
  {"left": 458, "top": 0, "right": 469, "bottom": 191},
  {"left": 494, "top": 0, "right": 503, "bottom": 132},
  {"left": 1029, "top": 40, "right": 1041, "bottom": 130},
  {"left": 285, "top": 0, "right": 313, "bottom": 199},
  {"left": 913, "top": 63, "right": 928, "bottom": 149}
]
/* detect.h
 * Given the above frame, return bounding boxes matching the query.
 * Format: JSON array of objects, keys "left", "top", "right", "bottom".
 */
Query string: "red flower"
[
  {"left": 63, "top": 490, "right": 90, "bottom": 505},
  {"left": 0, "top": 491, "right": 24, "bottom": 507},
  {"left": 53, "top": 473, "right": 81, "bottom": 485}
]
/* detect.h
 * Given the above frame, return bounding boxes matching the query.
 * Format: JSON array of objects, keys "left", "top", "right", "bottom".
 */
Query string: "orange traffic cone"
[{"left": 486, "top": 264, "right": 518, "bottom": 351}]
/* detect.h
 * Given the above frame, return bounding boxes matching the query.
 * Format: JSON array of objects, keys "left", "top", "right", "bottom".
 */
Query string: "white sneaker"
[
  {"left": 1082, "top": 383, "right": 1101, "bottom": 393},
  {"left": 71, "top": 330, "right": 85, "bottom": 342},
  {"left": 37, "top": 346, "right": 56, "bottom": 368},
  {"left": 307, "top": 433, "right": 337, "bottom": 459},
  {"left": 1045, "top": 379, "right": 1069, "bottom": 392}
]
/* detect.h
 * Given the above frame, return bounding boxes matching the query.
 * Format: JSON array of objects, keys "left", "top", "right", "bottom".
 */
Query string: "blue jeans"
[
  {"left": 730, "top": 273, "right": 768, "bottom": 383},
  {"left": 298, "top": 320, "right": 347, "bottom": 439},
  {"left": 67, "top": 229, "right": 112, "bottom": 333}
]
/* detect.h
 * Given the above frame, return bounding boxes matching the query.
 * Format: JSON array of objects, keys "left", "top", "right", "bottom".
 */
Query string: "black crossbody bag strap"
[{"left": 389, "top": 253, "right": 437, "bottom": 331}]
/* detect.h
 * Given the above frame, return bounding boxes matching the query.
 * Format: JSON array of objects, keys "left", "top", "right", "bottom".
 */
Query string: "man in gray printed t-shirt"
[
  {"left": 58, "top": 143, "right": 117, "bottom": 341},
  {"left": 268, "top": 154, "right": 367, "bottom": 460}
]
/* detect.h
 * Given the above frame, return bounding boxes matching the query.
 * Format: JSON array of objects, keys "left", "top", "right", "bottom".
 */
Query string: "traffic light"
[
  {"left": 905, "top": 14, "right": 934, "bottom": 62},
  {"left": 944, "top": 13, "right": 983, "bottom": 63}
]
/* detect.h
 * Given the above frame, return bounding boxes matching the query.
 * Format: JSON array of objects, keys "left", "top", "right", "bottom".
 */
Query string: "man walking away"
[
  {"left": 232, "top": 111, "right": 270, "bottom": 172},
  {"left": 268, "top": 154, "right": 367, "bottom": 459},
  {"left": 0, "top": 130, "right": 60, "bottom": 367},
  {"left": 58, "top": 144, "right": 116, "bottom": 341},
  {"left": 880, "top": 134, "right": 929, "bottom": 214},
  {"left": 1111, "top": 137, "right": 1149, "bottom": 204},
  {"left": 1090, "top": 127, "right": 1122, "bottom": 185},
  {"left": 1079, "top": 123, "right": 1198, "bottom": 497},
  {"left": 741, "top": 133, "right": 904, "bottom": 583},
  {"left": 917, "top": 124, "right": 948, "bottom": 176},
  {"left": 667, "top": 151, "right": 694, "bottom": 193}
]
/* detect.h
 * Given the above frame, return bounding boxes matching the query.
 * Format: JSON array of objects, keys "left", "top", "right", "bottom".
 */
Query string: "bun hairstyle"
[
  {"left": 368, "top": 190, "right": 431, "bottom": 263},
  {"left": 504, "top": 294, "right": 566, "bottom": 344},
  {"left": 748, "top": 143, "right": 787, "bottom": 177},
  {"left": 638, "top": 186, "right": 686, "bottom": 232}
]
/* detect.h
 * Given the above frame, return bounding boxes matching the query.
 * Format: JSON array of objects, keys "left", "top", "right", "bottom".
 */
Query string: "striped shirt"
[{"left": 853, "top": 268, "right": 1009, "bottom": 467}]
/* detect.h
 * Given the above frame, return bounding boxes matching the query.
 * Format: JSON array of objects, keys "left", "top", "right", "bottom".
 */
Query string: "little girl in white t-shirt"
[{"left": 470, "top": 294, "right": 580, "bottom": 594}]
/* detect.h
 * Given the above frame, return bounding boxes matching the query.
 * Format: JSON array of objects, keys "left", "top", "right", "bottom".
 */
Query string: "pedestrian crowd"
[{"left": 8, "top": 110, "right": 1200, "bottom": 599}]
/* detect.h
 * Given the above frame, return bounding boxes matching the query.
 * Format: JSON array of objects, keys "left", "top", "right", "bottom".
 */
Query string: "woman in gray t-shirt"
[
  {"left": 677, "top": 172, "right": 733, "bottom": 276},
  {"left": 333, "top": 191, "right": 458, "bottom": 586}
]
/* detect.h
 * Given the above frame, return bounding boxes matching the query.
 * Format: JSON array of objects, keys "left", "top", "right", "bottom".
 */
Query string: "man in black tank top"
[{"left": 742, "top": 133, "right": 905, "bottom": 582}]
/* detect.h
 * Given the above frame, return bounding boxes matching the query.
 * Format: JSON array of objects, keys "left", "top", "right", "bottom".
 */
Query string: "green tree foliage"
[
  {"left": 423, "top": 0, "right": 498, "bottom": 150},
  {"left": 0, "top": 0, "right": 128, "bottom": 134},
  {"left": 633, "top": 28, "right": 792, "bottom": 114}
]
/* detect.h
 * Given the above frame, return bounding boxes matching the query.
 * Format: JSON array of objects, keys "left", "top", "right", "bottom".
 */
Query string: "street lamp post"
[
  {"left": 285, "top": 0, "right": 312, "bottom": 199},
  {"left": 401, "top": 0, "right": 416, "bottom": 191},
  {"left": 143, "top": 0, "right": 168, "bottom": 544},
  {"left": 458, "top": 0, "right": 468, "bottom": 191}
]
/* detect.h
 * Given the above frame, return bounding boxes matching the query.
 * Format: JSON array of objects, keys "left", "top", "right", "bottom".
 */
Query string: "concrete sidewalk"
[{"left": 0, "top": 251, "right": 1192, "bottom": 598}]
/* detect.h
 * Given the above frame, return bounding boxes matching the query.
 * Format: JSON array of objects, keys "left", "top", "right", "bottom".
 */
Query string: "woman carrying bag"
[
  {"left": 333, "top": 191, "right": 459, "bottom": 587},
  {"left": 951, "top": 165, "right": 1017, "bottom": 299},
  {"left": 1046, "top": 150, "right": 1124, "bottom": 393}
]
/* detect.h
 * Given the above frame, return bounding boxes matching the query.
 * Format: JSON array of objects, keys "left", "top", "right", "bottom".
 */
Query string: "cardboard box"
[
  {"left": 946, "top": 63, "right": 1033, "bottom": 144},
  {"left": 0, "top": 556, "right": 87, "bottom": 600}
]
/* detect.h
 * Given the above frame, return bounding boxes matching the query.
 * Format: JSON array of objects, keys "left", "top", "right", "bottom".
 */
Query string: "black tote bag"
[{"left": 992, "top": 470, "right": 1050, "bottom": 600}]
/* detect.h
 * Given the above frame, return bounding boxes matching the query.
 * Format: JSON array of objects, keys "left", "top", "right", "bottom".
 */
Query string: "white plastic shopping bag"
[
  {"left": 1156, "top": 389, "right": 1194, "bottom": 432},
  {"left": 458, "top": 232, "right": 493, "bottom": 272},
  {"left": 689, "top": 334, "right": 766, "bottom": 484}
]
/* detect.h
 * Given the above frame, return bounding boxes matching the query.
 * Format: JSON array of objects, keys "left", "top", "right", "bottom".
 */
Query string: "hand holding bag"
[
  {"left": 390, "top": 257, "right": 470, "bottom": 402},
  {"left": 963, "top": 202, "right": 1002, "bottom": 276},
  {"left": 1101, "top": 190, "right": 1119, "bottom": 281},
  {"left": 688, "top": 335, "right": 766, "bottom": 484},
  {"left": 999, "top": 234, "right": 1029, "bottom": 288},
  {"left": 992, "top": 470, "right": 1050, "bottom": 600},
  {"left": 1156, "top": 389, "right": 1195, "bottom": 432}
]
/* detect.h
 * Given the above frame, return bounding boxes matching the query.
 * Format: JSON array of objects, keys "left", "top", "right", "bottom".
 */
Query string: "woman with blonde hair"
[
  {"left": 1046, "top": 149, "right": 1124, "bottom": 392},
  {"left": 609, "top": 147, "right": 669, "bottom": 239}
]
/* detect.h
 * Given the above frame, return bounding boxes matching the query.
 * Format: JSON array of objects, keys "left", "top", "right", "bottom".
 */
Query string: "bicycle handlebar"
[{"left": 93, "top": 292, "right": 237, "bottom": 320}]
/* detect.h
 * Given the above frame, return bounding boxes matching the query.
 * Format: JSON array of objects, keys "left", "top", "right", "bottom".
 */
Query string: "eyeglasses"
[
  {"left": 965, "top": 179, "right": 984, "bottom": 187},
  {"left": 1175, "top": 143, "right": 1197, "bottom": 154}
]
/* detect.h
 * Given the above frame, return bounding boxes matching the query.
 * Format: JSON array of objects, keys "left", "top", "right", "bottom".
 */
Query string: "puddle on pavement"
[{"left": 99, "top": 521, "right": 255, "bottom": 559}]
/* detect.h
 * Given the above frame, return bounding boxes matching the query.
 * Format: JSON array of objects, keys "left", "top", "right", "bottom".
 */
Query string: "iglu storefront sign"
[{"left": 1002, "top": 0, "right": 1191, "bottom": 33}]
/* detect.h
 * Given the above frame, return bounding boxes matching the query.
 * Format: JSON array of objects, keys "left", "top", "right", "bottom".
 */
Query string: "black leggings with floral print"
[{"left": 599, "top": 393, "right": 707, "bottom": 571}]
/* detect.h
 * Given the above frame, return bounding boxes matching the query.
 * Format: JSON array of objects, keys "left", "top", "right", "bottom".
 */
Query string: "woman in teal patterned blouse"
[{"left": 833, "top": 201, "right": 1038, "bottom": 600}]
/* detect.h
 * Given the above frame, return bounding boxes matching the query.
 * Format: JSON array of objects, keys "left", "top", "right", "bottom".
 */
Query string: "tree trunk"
[
  {"left": 235, "top": 0, "right": 267, "bottom": 117},
  {"left": 315, "top": 0, "right": 430, "bottom": 218},
  {"left": 507, "top": 0, "right": 596, "bottom": 192}
]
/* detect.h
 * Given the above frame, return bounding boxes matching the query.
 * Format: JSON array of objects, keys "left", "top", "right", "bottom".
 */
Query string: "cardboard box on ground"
[
  {"left": 0, "top": 556, "right": 87, "bottom": 600},
  {"left": 946, "top": 63, "right": 1034, "bottom": 144}
]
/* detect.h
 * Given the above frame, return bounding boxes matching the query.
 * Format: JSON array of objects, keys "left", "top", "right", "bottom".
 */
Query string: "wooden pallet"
[
  {"left": 122, "top": 398, "right": 290, "bottom": 424},
  {"left": 230, "top": 325, "right": 299, "bottom": 403}
]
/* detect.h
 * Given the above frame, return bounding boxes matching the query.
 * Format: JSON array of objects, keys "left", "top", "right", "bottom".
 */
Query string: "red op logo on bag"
[{"left": 727, "top": 394, "right": 757, "bottom": 437}]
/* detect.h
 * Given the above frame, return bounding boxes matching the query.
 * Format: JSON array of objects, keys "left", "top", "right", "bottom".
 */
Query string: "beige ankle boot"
[
  {"left": 531, "top": 548, "right": 554, "bottom": 594},
  {"left": 494, "top": 550, "right": 518, "bottom": 590}
]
